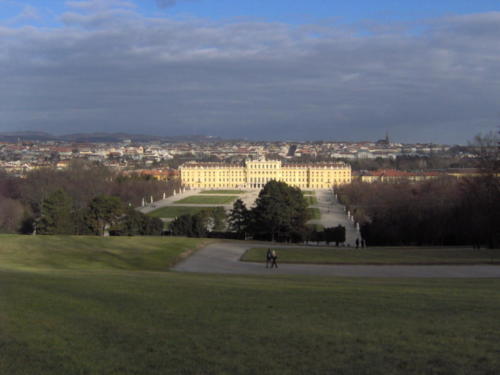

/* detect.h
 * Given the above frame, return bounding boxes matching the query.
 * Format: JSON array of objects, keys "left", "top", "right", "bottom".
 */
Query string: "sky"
[{"left": 1, "top": 0, "right": 500, "bottom": 143}]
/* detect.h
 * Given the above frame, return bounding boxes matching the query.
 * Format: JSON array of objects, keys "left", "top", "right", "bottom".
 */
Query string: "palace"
[{"left": 180, "top": 159, "right": 351, "bottom": 189}]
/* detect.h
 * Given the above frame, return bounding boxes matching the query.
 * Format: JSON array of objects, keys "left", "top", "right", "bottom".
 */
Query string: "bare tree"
[{"left": 469, "top": 129, "right": 500, "bottom": 174}]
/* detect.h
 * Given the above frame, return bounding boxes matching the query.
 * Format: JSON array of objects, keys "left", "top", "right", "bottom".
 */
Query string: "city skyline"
[{"left": 1, "top": 0, "right": 500, "bottom": 143}]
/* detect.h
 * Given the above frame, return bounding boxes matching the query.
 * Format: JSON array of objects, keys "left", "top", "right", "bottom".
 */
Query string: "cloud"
[
  {"left": 66, "top": 0, "right": 136, "bottom": 11},
  {"left": 3, "top": 4, "right": 41, "bottom": 25},
  {"left": 155, "top": 0, "right": 194, "bottom": 9},
  {"left": 155, "top": 0, "right": 177, "bottom": 8},
  {"left": 1, "top": 6, "right": 499, "bottom": 143}
]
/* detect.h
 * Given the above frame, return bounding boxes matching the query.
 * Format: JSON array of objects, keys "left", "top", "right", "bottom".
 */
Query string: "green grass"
[
  {"left": 2, "top": 235, "right": 500, "bottom": 374},
  {"left": 307, "top": 207, "right": 321, "bottom": 220},
  {"left": 302, "top": 190, "right": 315, "bottom": 195},
  {"left": 242, "top": 247, "right": 500, "bottom": 265},
  {"left": 304, "top": 195, "right": 318, "bottom": 205},
  {"left": 174, "top": 195, "right": 238, "bottom": 204},
  {"left": 148, "top": 205, "right": 221, "bottom": 218},
  {"left": 200, "top": 189, "right": 244, "bottom": 194},
  {"left": 0, "top": 235, "right": 208, "bottom": 272}
]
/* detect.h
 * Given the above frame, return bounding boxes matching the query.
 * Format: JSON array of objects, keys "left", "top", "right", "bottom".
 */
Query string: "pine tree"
[
  {"left": 37, "top": 190, "right": 75, "bottom": 234},
  {"left": 228, "top": 199, "right": 249, "bottom": 234}
]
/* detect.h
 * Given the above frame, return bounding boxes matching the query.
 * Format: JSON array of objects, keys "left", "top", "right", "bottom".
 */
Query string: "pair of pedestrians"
[{"left": 266, "top": 248, "right": 278, "bottom": 269}]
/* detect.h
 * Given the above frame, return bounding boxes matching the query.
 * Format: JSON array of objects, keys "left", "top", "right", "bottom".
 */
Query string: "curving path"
[{"left": 173, "top": 242, "right": 500, "bottom": 278}]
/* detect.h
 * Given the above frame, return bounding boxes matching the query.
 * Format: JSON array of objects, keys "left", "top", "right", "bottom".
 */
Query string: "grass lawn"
[
  {"left": 241, "top": 247, "right": 500, "bottom": 265},
  {"left": 0, "top": 235, "right": 209, "bottom": 271},
  {"left": 148, "top": 206, "right": 221, "bottom": 218},
  {"left": 307, "top": 207, "right": 321, "bottom": 220},
  {"left": 200, "top": 189, "right": 244, "bottom": 194},
  {"left": 302, "top": 190, "right": 315, "bottom": 195},
  {"left": 304, "top": 195, "right": 318, "bottom": 205},
  {"left": 174, "top": 195, "right": 238, "bottom": 204},
  {"left": 2, "top": 235, "right": 500, "bottom": 374}
]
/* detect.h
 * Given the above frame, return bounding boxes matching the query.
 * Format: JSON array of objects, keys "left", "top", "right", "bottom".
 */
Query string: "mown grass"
[
  {"left": 2, "top": 269, "right": 500, "bottom": 374},
  {"left": 2, "top": 235, "right": 500, "bottom": 374},
  {"left": 242, "top": 247, "right": 500, "bottom": 265},
  {"left": 174, "top": 195, "right": 238, "bottom": 204},
  {"left": 0, "top": 235, "right": 208, "bottom": 272},
  {"left": 302, "top": 190, "right": 315, "bottom": 195},
  {"left": 304, "top": 195, "right": 318, "bottom": 205},
  {"left": 307, "top": 207, "right": 321, "bottom": 220},
  {"left": 200, "top": 189, "right": 244, "bottom": 194},
  {"left": 148, "top": 205, "right": 221, "bottom": 218}
]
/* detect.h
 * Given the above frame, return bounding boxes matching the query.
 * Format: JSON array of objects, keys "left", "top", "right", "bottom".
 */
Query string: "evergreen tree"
[
  {"left": 211, "top": 207, "right": 227, "bottom": 232},
  {"left": 37, "top": 189, "right": 75, "bottom": 235},
  {"left": 228, "top": 199, "right": 249, "bottom": 234},
  {"left": 86, "top": 195, "right": 123, "bottom": 236},
  {"left": 169, "top": 214, "right": 194, "bottom": 236},
  {"left": 169, "top": 213, "right": 207, "bottom": 237},
  {"left": 115, "top": 208, "right": 164, "bottom": 236},
  {"left": 248, "top": 181, "right": 308, "bottom": 242}
]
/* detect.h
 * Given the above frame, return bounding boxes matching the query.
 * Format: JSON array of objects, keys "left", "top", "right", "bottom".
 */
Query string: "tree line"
[
  {"left": 337, "top": 131, "right": 500, "bottom": 248},
  {"left": 0, "top": 160, "right": 180, "bottom": 235},
  {"left": 337, "top": 175, "right": 499, "bottom": 248}
]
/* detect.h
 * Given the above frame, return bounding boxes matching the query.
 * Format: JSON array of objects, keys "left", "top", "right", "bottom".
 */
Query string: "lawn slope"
[
  {"left": 0, "top": 235, "right": 208, "bottom": 271},
  {"left": 1, "top": 235, "right": 500, "bottom": 374}
]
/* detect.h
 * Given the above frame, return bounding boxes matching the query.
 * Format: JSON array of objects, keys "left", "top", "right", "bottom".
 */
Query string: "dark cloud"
[{"left": 0, "top": 7, "right": 499, "bottom": 143}]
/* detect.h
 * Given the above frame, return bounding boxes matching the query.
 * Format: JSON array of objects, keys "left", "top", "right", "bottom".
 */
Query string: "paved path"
[
  {"left": 174, "top": 242, "right": 500, "bottom": 278},
  {"left": 308, "top": 190, "right": 359, "bottom": 245}
]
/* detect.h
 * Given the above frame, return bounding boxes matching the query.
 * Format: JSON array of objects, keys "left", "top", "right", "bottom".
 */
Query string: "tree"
[
  {"left": 469, "top": 130, "right": 500, "bottom": 174},
  {"left": 114, "top": 208, "right": 164, "bottom": 236},
  {"left": 169, "top": 213, "right": 207, "bottom": 238},
  {"left": 0, "top": 195, "right": 25, "bottom": 233},
  {"left": 86, "top": 195, "right": 123, "bottom": 236},
  {"left": 37, "top": 190, "right": 75, "bottom": 235},
  {"left": 169, "top": 214, "right": 194, "bottom": 236},
  {"left": 228, "top": 199, "right": 249, "bottom": 235},
  {"left": 248, "top": 181, "right": 309, "bottom": 242},
  {"left": 211, "top": 207, "right": 227, "bottom": 232}
]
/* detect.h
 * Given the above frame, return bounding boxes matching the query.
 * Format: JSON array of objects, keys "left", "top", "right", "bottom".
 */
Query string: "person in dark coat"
[{"left": 266, "top": 248, "right": 273, "bottom": 268}]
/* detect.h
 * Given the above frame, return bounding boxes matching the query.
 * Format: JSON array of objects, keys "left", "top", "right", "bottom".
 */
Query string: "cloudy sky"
[{"left": 1, "top": 0, "right": 500, "bottom": 143}]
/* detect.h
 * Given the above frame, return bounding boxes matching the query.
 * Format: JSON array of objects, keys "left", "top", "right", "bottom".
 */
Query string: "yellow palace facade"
[{"left": 180, "top": 159, "right": 351, "bottom": 189}]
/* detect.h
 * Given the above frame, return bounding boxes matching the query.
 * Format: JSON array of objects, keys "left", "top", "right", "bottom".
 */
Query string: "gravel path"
[
  {"left": 173, "top": 242, "right": 500, "bottom": 278},
  {"left": 308, "top": 190, "right": 360, "bottom": 245}
]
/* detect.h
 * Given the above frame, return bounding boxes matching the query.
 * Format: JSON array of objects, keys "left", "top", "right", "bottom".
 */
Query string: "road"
[{"left": 173, "top": 242, "right": 500, "bottom": 278}]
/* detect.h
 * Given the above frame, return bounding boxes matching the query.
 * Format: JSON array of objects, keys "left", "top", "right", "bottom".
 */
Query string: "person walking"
[
  {"left": 266, "top": 248, "right": 273, "bottom": 268},
  {"left": 270, "top": 249, "right": 278, "bottom": 269}
]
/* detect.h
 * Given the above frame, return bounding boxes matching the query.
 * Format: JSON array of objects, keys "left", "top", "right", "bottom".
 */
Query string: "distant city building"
[
  {"left": 180, "top": 158, "right": 351, "bottom": 189},
  {"left": 355, "top": 169, "right": 443, "bottom": 183}
]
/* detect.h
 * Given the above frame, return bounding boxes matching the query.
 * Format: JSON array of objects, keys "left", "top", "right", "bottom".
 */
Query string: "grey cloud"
[{"left": 1, "top": 8, "right": 499, "bottom": 143}]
